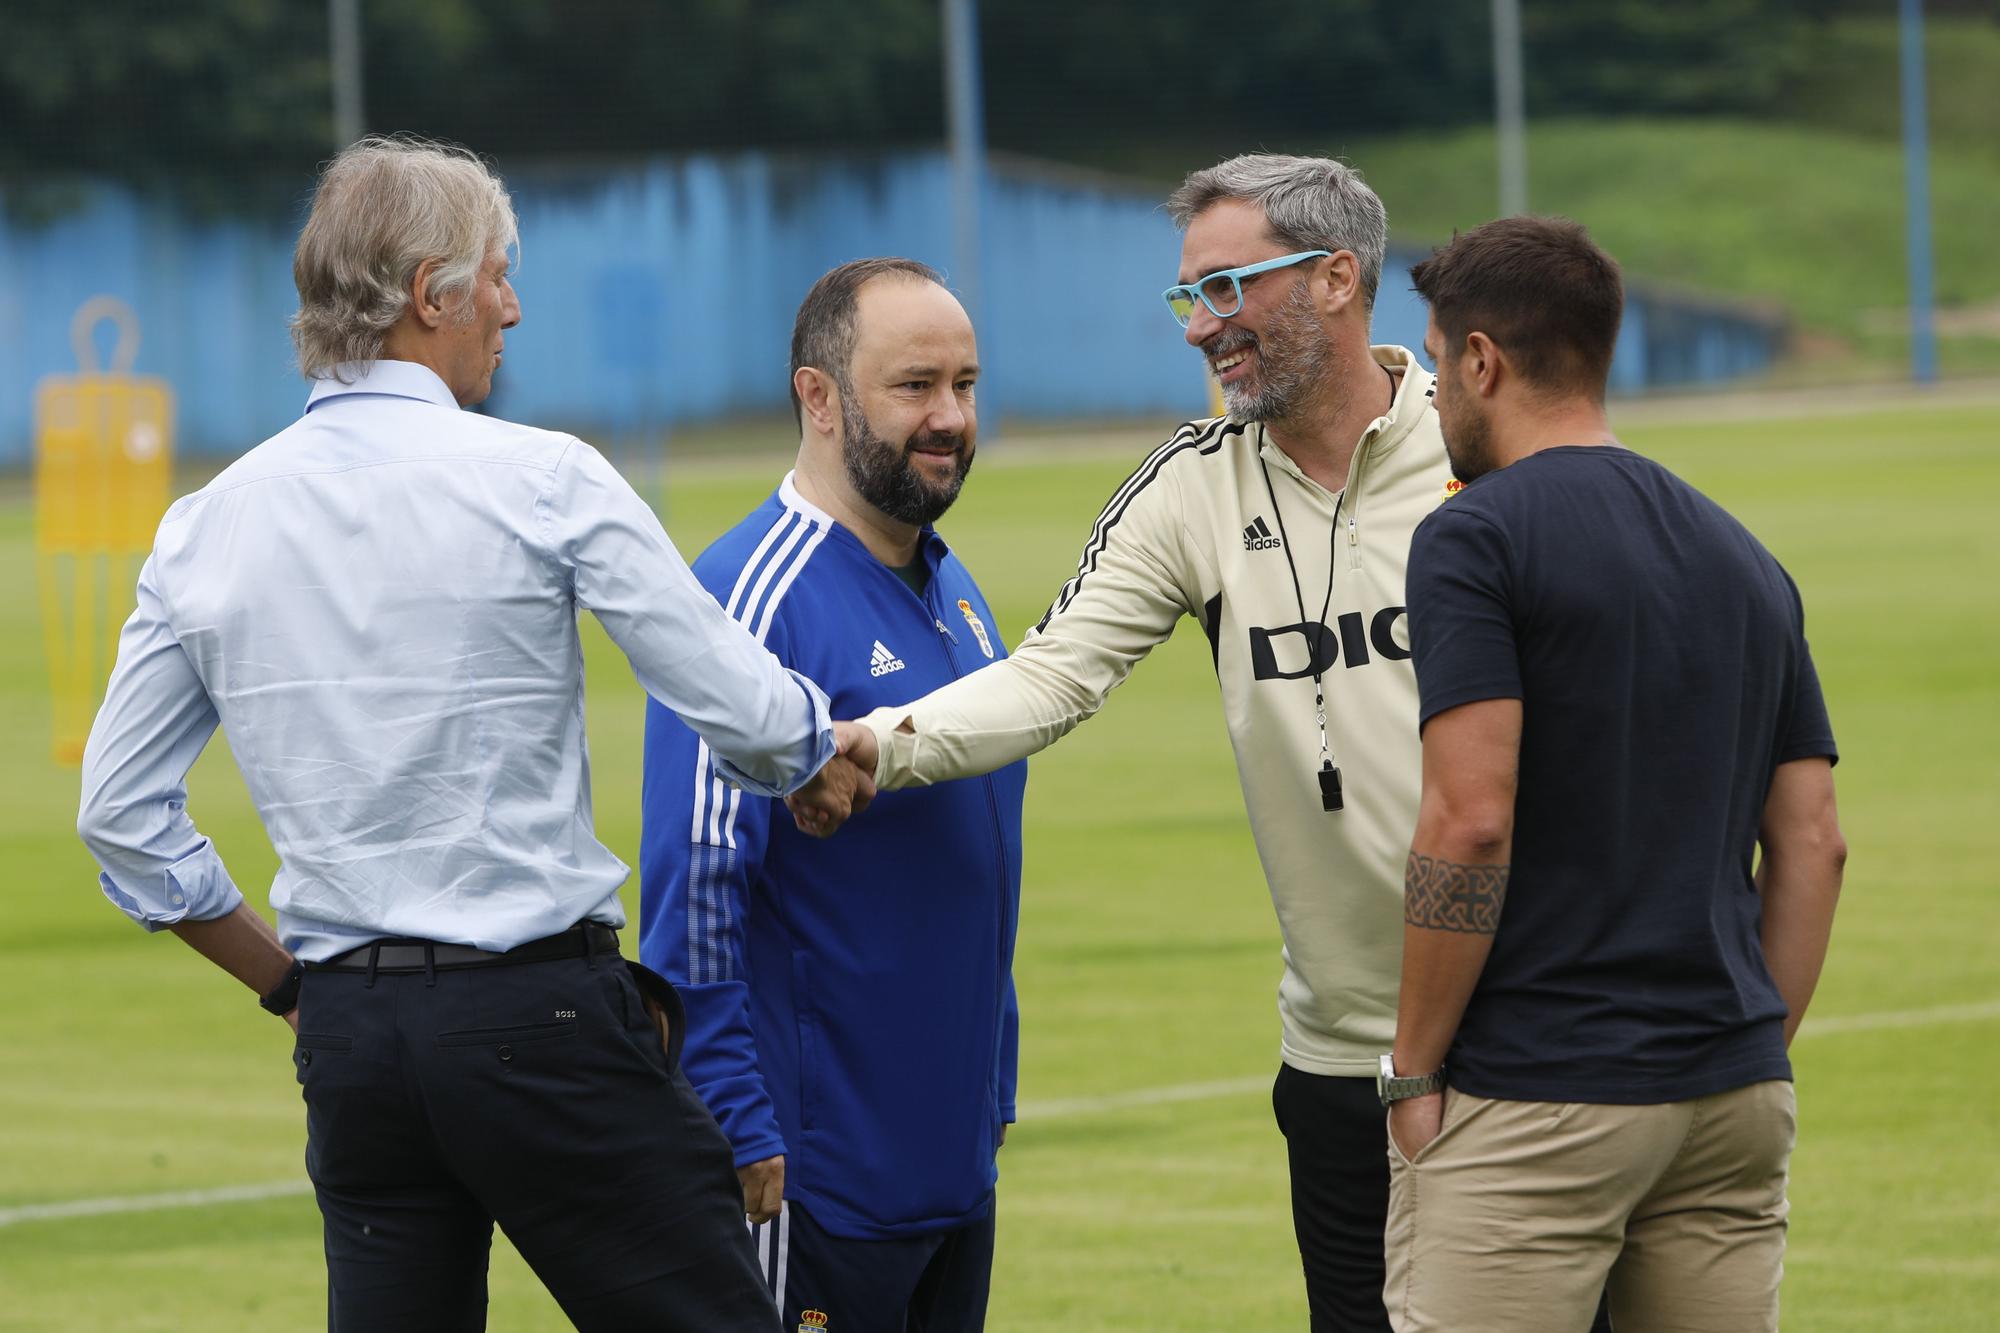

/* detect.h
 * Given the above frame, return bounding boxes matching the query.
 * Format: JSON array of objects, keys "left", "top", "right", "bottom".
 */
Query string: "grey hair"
[
  {"left": 1166, "top": 153, "right": 1388, "bottom": 311},
  {"left": 290, "top": 135, "right": 519, "bottom": 379}
]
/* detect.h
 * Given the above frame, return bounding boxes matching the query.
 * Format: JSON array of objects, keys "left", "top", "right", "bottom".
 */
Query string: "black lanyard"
[
  {"left": 1248, "top": 366, "right": 1397, "bottom": 814},
  {"left": 1257, "top": 428, "right": 1345, "bottom": 813}
]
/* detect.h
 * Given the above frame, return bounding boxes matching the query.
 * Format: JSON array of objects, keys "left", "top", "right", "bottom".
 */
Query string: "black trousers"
[
  {"left": 293, "top": 944, "right": 780, "bottom": 1332},
  {"left": 754, "top": 1195, "right": 996, "bottom": 1333},
  {"left": 1273, "top": 1064, "right": 1614, "bottom": 1333}
]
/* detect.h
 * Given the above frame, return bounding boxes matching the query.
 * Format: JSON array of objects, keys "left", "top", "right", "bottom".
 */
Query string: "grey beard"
[{"left": 1217, "top": 282, "right": 1335, "bottom": 425}]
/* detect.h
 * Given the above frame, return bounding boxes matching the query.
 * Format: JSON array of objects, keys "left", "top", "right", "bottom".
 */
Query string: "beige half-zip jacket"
[{"left": 860, "top": 345, "right": 1456, "bottom": 1075}]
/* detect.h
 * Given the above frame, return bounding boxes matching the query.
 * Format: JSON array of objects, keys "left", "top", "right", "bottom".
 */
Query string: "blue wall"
[{"left": 0, "top": 151, "right": 1782, "bottom": 463}]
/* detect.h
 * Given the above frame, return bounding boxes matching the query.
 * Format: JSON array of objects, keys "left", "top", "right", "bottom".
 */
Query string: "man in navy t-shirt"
[{"left": 1377, "top": 217, "right": 1847, "bottom": 1333}]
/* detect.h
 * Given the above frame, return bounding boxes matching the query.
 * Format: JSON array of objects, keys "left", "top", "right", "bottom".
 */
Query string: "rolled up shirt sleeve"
[
  {"left": 544, "top": 439, "right": 835, "bottom": 797},
  {"left": 78, "top": 557, "right": 244, "bottom": 930}
]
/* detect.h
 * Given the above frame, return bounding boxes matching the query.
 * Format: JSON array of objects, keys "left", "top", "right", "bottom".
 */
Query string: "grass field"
[{"left": 1, "top": 399, "right": 1996, "bottom": 1330}]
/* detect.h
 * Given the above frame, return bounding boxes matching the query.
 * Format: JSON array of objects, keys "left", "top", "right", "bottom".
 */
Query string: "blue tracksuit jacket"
[{"left": 639, "top": 476, "right": 1026, "bottom": 1241}]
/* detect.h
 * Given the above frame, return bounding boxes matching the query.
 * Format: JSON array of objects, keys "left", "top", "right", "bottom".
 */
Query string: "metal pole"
[
  {"left": 1492, "top": 0, "right": 1528, "bottom": 217},
  {"left": 942, "top": 0, "right": 986, "bottom": 329},
  {"left": 1900, "top": 0, "right": 1939, "bottom": 384},
  {"left": 330, "top": 0, "right": 364, "bottom": 149}
]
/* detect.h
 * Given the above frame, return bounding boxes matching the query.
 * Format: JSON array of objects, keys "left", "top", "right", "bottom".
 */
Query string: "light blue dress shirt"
[{"left": 77, "top": 359, "right": 833, "bottom": 961}]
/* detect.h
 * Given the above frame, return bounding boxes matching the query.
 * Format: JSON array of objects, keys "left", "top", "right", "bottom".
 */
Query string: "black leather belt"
[{"left": 309, "top": 922, "right": 620, "bottom": 973}]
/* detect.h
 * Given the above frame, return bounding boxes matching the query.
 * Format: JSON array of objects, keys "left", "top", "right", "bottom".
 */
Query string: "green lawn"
[{"left": 1, "top": 402, "right": 1995, "bottom": 1329}]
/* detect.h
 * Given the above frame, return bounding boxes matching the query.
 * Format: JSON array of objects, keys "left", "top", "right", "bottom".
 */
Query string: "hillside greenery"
[
  {"left": 1085, "top": 115, "right": 2000, "bottom": 380},
  {"left": 4, "top": 5, "right": 1994, "bottom": 376},
  {"left": 1348, "top": 119, "right": 2000, "bottom": 375},
  {"left": 3, "top": 3, "right": 1994, "bottom": 197}
]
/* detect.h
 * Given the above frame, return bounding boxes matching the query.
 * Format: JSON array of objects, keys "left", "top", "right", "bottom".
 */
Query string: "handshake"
[{"left": 787, "top": 720, "right": 883, "bottom": 838}]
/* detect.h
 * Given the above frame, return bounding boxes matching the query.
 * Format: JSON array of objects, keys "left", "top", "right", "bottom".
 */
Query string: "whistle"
[{"left": 1318, "top": 764, "right": 1344, "bottom": 813}]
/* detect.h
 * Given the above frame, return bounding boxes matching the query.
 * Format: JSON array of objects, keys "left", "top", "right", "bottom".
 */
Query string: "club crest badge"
[
  {"left": 958, "top": 599, "right": 996, "bottom": 659},
  {"left": 798, "top": 1312, "right": 830, "bottom": 1332},
  {"left": 1441, "top": 478, "right": 1464, "bottom": 503}
]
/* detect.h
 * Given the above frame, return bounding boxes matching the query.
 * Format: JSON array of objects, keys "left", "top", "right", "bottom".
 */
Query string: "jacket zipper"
[{"left": 1344, "top": 432, "right": 1370, "bottom": 572}]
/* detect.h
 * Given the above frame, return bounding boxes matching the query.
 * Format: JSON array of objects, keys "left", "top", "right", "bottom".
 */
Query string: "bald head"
[{"left": 790, "top": 258, "right": 950, "bottom": 427}]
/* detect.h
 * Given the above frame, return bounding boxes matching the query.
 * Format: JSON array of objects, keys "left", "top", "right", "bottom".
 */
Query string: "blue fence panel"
[
  {"left": 1373, "top": 257, "right": 1431, "bottom": 371},
  {"left": 980, "top": 165, "right": 1193, "bottom": 418},
  {"left": 0, "top": 152, "right": 1784, "bottom": 465}
]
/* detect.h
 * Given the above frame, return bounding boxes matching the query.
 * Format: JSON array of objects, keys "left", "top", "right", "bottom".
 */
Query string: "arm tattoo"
[{"left": 1404, "top": 853, "right": 1509, "bottom": 934}]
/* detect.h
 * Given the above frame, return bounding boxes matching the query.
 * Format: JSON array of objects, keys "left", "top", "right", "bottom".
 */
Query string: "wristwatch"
[
  {"left": 259, "top": 959, "right": 305, "bottom": 1017},
  {"left": 1377, "top": 1053, "right": 1446, "bottom": 1107}
]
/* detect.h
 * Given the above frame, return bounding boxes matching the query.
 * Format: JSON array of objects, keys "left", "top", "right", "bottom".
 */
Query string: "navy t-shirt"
[{"left": 1407, "top": 446, "right": 1837, "bottom": 1104}]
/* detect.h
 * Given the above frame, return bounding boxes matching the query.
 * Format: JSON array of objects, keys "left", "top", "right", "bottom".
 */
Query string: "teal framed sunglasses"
[{"left": 1162, "top": 250, "right": 1331, "bottom": 326}]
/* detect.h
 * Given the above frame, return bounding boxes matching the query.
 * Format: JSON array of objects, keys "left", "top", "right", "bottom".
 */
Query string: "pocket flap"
[{"left": 295, "top": 1032, "right": 353, "bottom": 1052}]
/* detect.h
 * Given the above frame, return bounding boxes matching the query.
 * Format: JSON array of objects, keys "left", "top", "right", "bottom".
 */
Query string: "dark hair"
[
  {"left": 789, "top": 257, "right": 946, "bottom": 427},
  {"left": 1409, "top": 217, "right": 1623, "bottom": 399}
]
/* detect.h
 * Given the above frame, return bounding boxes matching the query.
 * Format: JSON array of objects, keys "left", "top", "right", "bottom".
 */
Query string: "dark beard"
[
  {"left": 1441, "top": 398, "right": 1496, "bottom": 484},
  {"left": 840, "top": 393, "right": 973, "bottom": 527}
]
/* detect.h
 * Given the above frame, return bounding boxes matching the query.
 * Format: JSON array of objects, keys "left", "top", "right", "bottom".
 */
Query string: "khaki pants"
[{"left": 1384, "top": 1080, "right": 1796, "bottom": 1333}]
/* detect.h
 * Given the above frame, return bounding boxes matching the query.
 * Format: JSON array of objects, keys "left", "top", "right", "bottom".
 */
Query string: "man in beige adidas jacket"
[{"left": 795, "top": 155, "right": 1603, "bottom": 1332}]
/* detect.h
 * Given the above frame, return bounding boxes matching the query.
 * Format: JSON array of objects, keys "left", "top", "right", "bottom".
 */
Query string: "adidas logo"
[
  {"left": 868, "top": 640, "right": 907, "bottom": 677},
  {"left": 1243, "top": 516, "right": 1282, "bottom": 552}
]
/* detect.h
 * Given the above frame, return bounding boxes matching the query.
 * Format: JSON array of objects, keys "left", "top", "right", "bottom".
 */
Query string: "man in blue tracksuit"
[{"left": 641, "top": 258, "right": 1025, "bottom": 1332}]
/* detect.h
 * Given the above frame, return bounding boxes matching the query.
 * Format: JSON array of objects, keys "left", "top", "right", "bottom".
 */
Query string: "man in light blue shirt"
[{"left": 76, "top": 135, "right": 862, "bottom": 1331}]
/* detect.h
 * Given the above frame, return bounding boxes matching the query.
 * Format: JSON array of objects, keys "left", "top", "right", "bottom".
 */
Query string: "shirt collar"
[
  {"left": 305, "top": 359, "right": 462, "bottom": 413},
  {"left": 779, "top": 471, "right": 836, "bottom": 526},
  {"left": 1253, "top": 344, "right": 1437, "bottom": 486},
  {"left": 1364, "top": 344, "right": 1435, "bottom": 456}
]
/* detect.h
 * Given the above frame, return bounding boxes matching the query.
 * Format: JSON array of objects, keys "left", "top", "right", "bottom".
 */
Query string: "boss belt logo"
[
  {"left": 1242, "top": 516, "right": 1282, "bottom": 551},
  {"left": 1249, "top": 607, "right": 1410, "bottom": 679}
]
